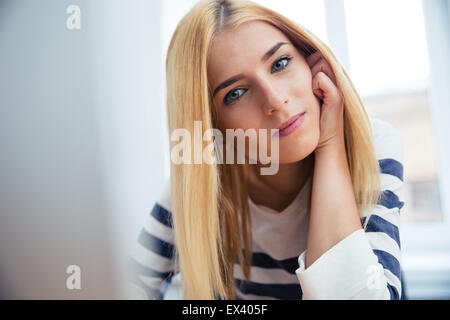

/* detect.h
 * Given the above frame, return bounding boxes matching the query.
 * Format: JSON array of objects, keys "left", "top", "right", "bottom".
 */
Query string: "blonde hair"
[{"left": 165, "top": 0, "right": 381, "bottom": 300}]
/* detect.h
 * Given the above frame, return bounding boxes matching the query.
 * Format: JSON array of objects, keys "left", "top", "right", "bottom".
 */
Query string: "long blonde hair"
[{"left": 165, "top": 0, "right": 381, "bottom": 300}]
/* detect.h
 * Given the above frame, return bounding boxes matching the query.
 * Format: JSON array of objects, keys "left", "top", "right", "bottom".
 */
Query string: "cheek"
[
  {"left": 287, "top": 69, "right": 315, "bottom": 100},
  {"left": 277, "top": 129, "right": 320, "bottom": 163},
  {"left": 217, "top": 105, "right": 263, "bottom": 131},
  {"left": 276, "top": 106, "right": 322, "bottom": 164},
  {"left": 287, "top": 68, "right": 322, "bottom": 120}
]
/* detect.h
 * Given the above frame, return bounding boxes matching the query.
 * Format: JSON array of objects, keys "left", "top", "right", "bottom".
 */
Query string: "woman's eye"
[
  {"left": 271, "top": 56, "right": 292, "bottom": 73},
  {"left": 222, "top": 56, "right": 292, "bottom": 106},
  {"left": 224, "top": 88, "right": 247, "bottom": 105}
]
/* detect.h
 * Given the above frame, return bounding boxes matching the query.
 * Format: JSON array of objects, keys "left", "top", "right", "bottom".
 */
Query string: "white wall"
[
  {"left": 89, "top": 0, "right": 169, "bottom": 296},
  {"left": 89, "top": 0, "right": 201, "bottom": 297},
  {"left": 0, "top": 0, "right": 117, "bottom": 298}
]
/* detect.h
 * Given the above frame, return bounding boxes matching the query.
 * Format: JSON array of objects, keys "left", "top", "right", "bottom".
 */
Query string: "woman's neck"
[{"left": 247, "top": 153, "right": 315, "bottom": 212}]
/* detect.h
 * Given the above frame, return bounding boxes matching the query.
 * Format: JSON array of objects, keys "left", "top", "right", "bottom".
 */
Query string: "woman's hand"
[{"left": 306, "top": 51, "right": 345, "bottom": 152}]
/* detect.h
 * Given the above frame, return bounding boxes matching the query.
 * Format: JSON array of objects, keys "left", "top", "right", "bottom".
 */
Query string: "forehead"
[{"left": 207, "top": 21, "right": 291, "bottom": 84}]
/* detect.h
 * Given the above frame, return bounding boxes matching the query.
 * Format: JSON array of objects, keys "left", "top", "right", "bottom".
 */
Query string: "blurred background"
[{"left": 0, "top": 0, "right": 449, "bottom": 299}]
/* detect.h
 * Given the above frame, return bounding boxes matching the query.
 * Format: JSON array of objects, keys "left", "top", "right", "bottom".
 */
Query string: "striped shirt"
[{"left": 127, "top": 117, "right": 404, "bottom": 300}]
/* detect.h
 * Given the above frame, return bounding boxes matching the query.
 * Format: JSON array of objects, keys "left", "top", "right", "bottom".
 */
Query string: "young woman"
[{"left": 127, "top": 0, "right": 404, "bottom": 300}]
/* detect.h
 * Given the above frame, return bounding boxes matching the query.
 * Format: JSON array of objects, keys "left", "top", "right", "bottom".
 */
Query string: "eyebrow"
[{"left": 212, "top": 41, "right": 289, "bottom": 98}]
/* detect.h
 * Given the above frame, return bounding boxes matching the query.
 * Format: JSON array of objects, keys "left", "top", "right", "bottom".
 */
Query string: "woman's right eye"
[{"left": 223, "top": 88, "right": 247, "bottom": 105}]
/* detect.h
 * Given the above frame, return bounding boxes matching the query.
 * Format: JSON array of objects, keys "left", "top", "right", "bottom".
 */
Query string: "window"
[
  {"left": 258, "top": 0, "right": 443, "bottom": 224},
  {"left": 344, "top": 0, "right": 442, "bottom": 223}
]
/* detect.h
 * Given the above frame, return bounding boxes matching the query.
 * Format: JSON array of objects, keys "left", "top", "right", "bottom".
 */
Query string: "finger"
[
  {"left": 306, "top": 51, "right": 322, "bottom": 68},
  {"left": 311, "top": 58, "right": 337, "bottom": 86},
  {"left": 312, "top": 72, "right": 342, "bottom": 105}
]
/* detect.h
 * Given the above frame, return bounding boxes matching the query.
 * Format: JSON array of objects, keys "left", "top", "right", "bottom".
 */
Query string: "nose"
[{"left": 259, "top": 81, "right": 288, "bottom": 115}]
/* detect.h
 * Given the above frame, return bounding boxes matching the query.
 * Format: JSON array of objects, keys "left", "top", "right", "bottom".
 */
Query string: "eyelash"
[{"left": 223, "top": 55, "right": 293, "bottom": 106}]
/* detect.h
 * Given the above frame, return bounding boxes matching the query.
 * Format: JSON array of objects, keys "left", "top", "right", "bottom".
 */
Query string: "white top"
[{"left": 126, "top": 117, "right": 404, "bottom": 300}]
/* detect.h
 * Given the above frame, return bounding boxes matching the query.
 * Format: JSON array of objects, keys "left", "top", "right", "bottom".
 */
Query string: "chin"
[{"left": 278, "top": 131, "right": 319, "bottom": 164}]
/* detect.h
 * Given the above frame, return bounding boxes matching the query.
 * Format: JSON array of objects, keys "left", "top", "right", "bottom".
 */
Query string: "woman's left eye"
[{"left": 271, "top": 56, "right": 293, "bottom": 73}]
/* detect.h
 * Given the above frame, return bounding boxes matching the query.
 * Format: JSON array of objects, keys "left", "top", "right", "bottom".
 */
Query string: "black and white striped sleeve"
[{"left": 126, "top": 180, "right": 176, "bottom": 299}]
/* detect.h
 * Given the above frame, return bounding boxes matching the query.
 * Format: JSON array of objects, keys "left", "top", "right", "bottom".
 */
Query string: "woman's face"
[{"left": 207, "top": 21, "right": 321, "bottom": 164}]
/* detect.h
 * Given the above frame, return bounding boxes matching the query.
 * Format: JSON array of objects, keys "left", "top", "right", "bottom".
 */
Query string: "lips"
[{"left": 276, "top": 112, "right": 306, "bottom": 137}]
